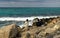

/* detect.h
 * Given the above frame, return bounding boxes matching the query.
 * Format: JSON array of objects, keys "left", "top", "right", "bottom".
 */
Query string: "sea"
[{"left": 0, "top": 7, "right": 60, "bottom": 27}]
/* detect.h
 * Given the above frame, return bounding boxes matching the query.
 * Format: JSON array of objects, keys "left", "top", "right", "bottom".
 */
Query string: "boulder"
[
  {"left": 32, "top": 18, "right": 41, "bottom": 26},
  {"left": 0, "top": 24, "right": 20, "bottom": 38},
  {"left": 32, "top": 18, "right": 45, "bottom": 26},
  {"left": 33, "top": 18, "right": 39, "bottom": 23}
]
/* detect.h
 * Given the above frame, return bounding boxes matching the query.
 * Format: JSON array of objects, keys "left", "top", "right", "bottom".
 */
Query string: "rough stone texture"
[
  {"left": 20, "top": 17, "right": 60, "bottom": 38},
  {"left": 0, "top": 24, "right": 19, "bottom": 38},
  {"left": 0, "top": 17, "right": 60, "bottom": 38}
]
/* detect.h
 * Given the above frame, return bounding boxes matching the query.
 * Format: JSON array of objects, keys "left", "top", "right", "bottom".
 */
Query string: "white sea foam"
[{"left": 0, "top": 16, "right": 58, "bottom": 21}]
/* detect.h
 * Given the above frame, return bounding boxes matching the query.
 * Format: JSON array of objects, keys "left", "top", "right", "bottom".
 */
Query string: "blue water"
[{"left": 0, "top": 7, "right": 60, "bottom": 17}]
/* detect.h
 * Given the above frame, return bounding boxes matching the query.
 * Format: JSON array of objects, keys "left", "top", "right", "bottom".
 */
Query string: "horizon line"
[{"left": 0, "top": 6, "right": 59, "bottom": 8}]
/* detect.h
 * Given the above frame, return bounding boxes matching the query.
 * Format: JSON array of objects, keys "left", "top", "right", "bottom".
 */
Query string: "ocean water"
[
  {"left": 0, "top": 7, "right": 60, "bottom": 17},
  {"left": 0, "top": 7, "right": 60, "bottom": 27}
]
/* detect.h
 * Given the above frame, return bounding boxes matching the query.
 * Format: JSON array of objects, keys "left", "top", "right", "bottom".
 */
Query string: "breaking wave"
[{"left": 0, "top": 16, "right": 58, "bottom": 21}]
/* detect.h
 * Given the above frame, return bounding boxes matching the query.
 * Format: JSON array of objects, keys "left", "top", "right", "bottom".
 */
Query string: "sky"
[{"left": 0, "top": 0, "right": 60, "bottom": 7}]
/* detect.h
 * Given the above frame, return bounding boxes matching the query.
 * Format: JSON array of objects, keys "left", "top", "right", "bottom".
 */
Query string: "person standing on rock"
[
  {"left": 24, "top": 19, "right": 29, "bottom": 27},
  {"left": 23, "top": 19, "right": 30, "bottom": 31}
]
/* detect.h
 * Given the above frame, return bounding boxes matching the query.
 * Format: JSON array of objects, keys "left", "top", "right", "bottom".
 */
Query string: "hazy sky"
[{"left": 0, "top": 0, "right": 60, "bottom": 7}]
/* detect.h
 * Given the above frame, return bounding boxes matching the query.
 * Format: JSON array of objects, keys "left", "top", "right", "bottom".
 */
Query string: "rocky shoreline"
[{"left": 0, "top": 16, "right": 60, "bottom": 38}]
